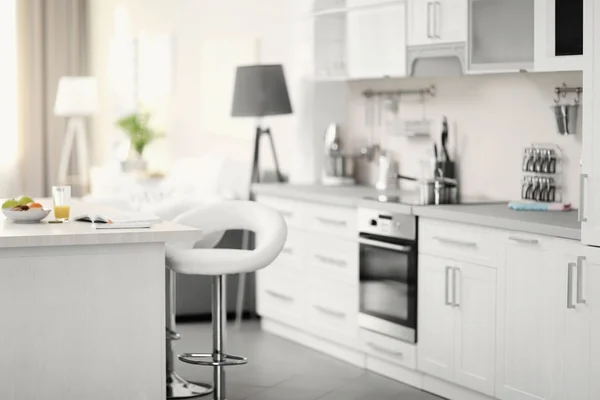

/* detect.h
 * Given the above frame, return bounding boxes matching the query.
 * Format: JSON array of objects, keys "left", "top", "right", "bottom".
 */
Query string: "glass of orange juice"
[{"left": 52, "top": 186, "right": 71, "bottom": 221}]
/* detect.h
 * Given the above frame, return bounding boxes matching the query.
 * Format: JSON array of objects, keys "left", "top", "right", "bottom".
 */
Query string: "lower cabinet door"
[
  {"left": 454, "top": 262, "right": 497, "bottom": 397},
  {"left": 417, "top": 255, "right": 456, "bottom": 382}
]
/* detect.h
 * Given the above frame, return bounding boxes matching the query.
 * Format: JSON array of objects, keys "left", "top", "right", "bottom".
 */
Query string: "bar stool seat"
[{"left": 166, "top": 201, "right": 287, "bottom": 400}]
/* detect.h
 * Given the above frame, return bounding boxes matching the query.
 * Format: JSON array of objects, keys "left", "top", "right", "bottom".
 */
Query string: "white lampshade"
[{"left": 54, "top": 76, "right": 98, "bottom": 116}]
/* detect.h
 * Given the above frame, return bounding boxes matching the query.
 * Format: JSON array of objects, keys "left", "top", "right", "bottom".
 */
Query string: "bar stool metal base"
[{"left": 167, "top": 371, "right": 213, "bottom": 399}]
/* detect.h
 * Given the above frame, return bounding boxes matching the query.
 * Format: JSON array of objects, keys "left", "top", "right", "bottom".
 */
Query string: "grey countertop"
[{"left": 253, "top": 184, "right": 581, "bottom": 241}]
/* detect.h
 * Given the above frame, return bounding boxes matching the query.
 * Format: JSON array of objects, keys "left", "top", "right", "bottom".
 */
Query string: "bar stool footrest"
[{"left": 179, "top": 352, "right": 248, "bottom": 367}]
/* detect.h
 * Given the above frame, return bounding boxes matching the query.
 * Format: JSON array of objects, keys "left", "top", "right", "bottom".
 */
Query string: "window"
[{"left": 0, "top": 0, "right": 17, "bottom": 167}]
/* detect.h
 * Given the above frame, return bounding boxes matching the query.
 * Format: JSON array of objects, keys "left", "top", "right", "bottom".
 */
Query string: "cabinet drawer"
[
  {"left": 419, "top": 218, "right": 500, "bottom": 266},
  {"left": 255, "top": 195, "right": 306, "bottom": 230},
  {"left": 307, "top": 235, "right": 358, "bottom": 286},
  {"left": 305, "top": 281, "right": 359, "bottom": 340},
  {"left": 306, "top": 203, "right": 357, "bottom": 239},
  {"left": 256, "top": 271, "right": 304, "bottom": 327},
  {"left": 360, "top": 329, "right": 417, "bottom": 370},
  {"left": 268, "top": 229, "right": 306, "bottom": 275}
]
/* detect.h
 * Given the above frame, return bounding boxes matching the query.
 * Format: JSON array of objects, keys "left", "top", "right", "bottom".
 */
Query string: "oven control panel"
[{"left": 358, "top": 208, "right": 416, "bottom": 240}]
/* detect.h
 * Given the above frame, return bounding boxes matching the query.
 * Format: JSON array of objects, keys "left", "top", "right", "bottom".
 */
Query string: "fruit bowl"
[{"left": 2, "top": 208, "right": 52, "bottom": 223}]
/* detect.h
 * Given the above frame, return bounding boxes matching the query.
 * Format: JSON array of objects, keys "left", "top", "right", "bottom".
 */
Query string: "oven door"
[{"left": 358, "top": 233, "right": 417, "bottom": 343}]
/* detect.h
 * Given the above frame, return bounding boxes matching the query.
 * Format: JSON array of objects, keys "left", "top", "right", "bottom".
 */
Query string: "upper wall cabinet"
[
  {"left": 407, "top": 0, "right": 468, "bottom": 47},
  {"left": 346, "top": 2, "right": 407, "bottom": 79},
  {"left": 346, "top": 0, "right": 393, "bottom": 7},
  {"left": 534, "top": 0, "right": 583, "bottom": 72},
  {"left": 468, "top": 0, "right": 534, "bottom": 73}
]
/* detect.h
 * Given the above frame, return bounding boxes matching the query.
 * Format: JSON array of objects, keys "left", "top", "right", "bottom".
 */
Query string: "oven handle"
[{"left": 358, "top": 237, "right": 413, "bottom": 253}]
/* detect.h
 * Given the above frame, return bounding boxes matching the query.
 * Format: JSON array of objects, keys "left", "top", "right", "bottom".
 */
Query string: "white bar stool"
[{"left": 166, "top": 201, "right": 287, "bottom": 400}]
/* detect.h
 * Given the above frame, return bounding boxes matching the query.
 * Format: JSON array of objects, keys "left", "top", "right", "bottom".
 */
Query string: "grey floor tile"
[{"left": 172, "top": 320, "right": 444, "bottom": 400}]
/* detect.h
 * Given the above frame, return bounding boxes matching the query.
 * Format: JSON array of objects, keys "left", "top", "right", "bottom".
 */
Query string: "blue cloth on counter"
[{"left": 508, "top": 201, "right": 569, "bottom": 211}]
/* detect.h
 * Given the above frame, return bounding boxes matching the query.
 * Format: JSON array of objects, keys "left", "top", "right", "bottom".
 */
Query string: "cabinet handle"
[
  {"left": 508, "top": 236, "right": 539, "bottom": 245},
  {"left": 445, "top": 266, "right": 452, "bottom": 306},
  {"left": 313, "top": 305, "right": 346, "bottom": 319},
  {"left": 577, "top": 256, "right": 586, "bottom": 304},
  {"left": 579, "top": 174, "right": 588, "bottom": 222},
  {"left": 452, "top": 267, "right": 460, "bottom": 307},
  {"left": 433, "top": 236, "right": 477, "bottom": 248},
  {"left": 567, "top": 262, "right": 576, "bottom": 309},
  {"left": 266, "top": 290, "right": 294, "bottom": 303},
  {"left": 315, "top": 216, "right": 347, "bottom": 227},
  {"left": 367, "top": 342, "right": 404, "bottom": 358},
  {"left": 427, "top": 2, "right": 434, "bottom": 38},
  {"left": 435, "top": 2, "right": 441, "bottom": 39},
  {"left": 282, "top": 247, "right": 293, "bottom": 255},
  {"left": 315, "top": 254, "right": 346, "bottom": 268}
]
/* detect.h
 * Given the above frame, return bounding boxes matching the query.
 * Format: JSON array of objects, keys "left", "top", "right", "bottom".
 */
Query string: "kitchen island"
[{"left": 0, "top": 202, "right": 202, "bottom": 400}]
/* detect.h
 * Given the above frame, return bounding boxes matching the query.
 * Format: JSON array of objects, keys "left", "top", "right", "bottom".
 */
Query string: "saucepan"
[{"left": 397, "top": 174, "right": 458, "bottom": 205}]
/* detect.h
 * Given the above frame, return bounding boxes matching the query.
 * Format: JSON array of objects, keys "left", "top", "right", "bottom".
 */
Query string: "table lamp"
[
  {"left": 231, "top": 64, "right": 292, "bottom": 183},
  {"left": 54, "top": 76, "right": 98, "bottom": 188}
]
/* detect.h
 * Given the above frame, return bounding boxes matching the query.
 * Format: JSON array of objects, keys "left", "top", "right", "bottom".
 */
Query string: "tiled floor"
[{"left": 173, "top": 320, "right": 443, "bottom": 400}]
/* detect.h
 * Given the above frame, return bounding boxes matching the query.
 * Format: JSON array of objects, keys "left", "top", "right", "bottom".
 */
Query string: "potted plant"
[{"left": 116, "top": 112, "right": 162, "bottom": 172}]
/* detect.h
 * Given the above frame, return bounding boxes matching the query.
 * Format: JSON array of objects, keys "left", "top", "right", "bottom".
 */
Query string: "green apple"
[
  {"left": 16, "top": 196, "right": 34, "bottom": 205},
  {"left": 2, "top": 199, "right": 18, "bottom": 209}
]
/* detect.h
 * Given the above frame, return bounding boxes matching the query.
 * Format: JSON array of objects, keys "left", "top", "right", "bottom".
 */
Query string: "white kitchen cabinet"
[
  {"left": 346, "top": 2, "right": 407, "bottom": 79},
  {"left": 468, "top": 0, "right": 534, "bottom": 73},
  {"left": 553, "top": 247, "right": 590, "bottom": 400},
  {"left": 581, "top": 0, "right": 600, "bottom": 247},
  {"left": 454, "top": 262, "right": 496, "bottom": 396},
  {"left": 408, "top": 0, "right": 467, "bottom": 47},
  {"left": 418, "top": 254, "right": 496, "bottom": 396},
  {"left": 533, "top": 0, "right": 583, "bottom": 72},
  {"left": 496, "top": 235, "right": 558, "bottom": 400},
  {"left": 418, "top": 255, "right": 456, "bottom": 382},
  {"left": 587, "top": 250, "right": 600, "bottom": 400}
]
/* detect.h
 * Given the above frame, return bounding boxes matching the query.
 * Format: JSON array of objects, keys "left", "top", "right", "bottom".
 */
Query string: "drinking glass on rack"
[{"left": 52, "top": 186, "right": 71, "bottom": 221}]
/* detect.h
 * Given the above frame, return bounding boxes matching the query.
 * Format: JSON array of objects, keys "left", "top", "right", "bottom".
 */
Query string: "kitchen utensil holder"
[
  {"left": 552, "top": 83, "right": 582, "bottom": 135},
  {"left": 521, "top": 143, "right": 563, "bottom": 203}
]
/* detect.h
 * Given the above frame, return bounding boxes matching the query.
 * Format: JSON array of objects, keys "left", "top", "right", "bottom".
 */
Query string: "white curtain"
[{"left": 0, "top": 0, "right": 20, "bottom": 197}]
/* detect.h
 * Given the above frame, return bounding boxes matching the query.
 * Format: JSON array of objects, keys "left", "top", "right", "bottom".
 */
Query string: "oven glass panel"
[
  {"left": 555, "top": 0, "right": 583, "bottom": 56},
  {"left": 359, "top": 240, "right": 416, "bottom": 327}
]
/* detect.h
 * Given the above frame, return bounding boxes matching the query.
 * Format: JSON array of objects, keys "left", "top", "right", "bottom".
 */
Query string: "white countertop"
[{"left": 0, "top": 200, "right": 202, "bottom": 248}]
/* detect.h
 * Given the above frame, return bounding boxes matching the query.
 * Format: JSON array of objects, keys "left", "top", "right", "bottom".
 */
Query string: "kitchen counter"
[
  {"left": 414, "top": 203, "right": 580, "bottom": 240},
  {"left": 253, "top": 183, "right": 581, "bottom": 240},
  {"left": 0, "top": 201, "right": 201, "bottom": 400}
]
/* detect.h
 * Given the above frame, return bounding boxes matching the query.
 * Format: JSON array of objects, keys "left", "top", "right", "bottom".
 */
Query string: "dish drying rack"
[{"left": 520, "top": 143, "right": 562, "bottom": 203}]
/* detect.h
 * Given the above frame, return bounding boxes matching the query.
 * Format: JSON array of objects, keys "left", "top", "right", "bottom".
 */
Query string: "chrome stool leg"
[
  {"left": 166, "top": 269, "right": 213, "bottom": 399},
  {"left": 179, "top": 275, "right": 248, "bottom": 400}
]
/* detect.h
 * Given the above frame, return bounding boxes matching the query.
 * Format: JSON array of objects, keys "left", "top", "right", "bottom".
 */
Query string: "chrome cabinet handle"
[
  {"left": 567, "top": 262, "right": 576, "bottom": 309},
  {"left": 313, "top": 305, "right": 346, "bottom": 319},
  {"left": 266, "top": 290, "right": 294, "bottom": 303},
  {"left": 433, "top": 236, "right": 477, "bottom": 248},
  {"left": 445, "top": 266, "right": 452, "bottom": 306},
  {"left": 580, "top": 174, "right": 588, "bottom": 222},
  {"left": 315, "top": 216, "right": 347, "bottom": 227},
  {"left": 435, "top": 2, "right": 441, "bottom": 39},
  {"left": 367, "top": 342, "right": 404, "bottom": 358},
  {"left": 509, "top": 236, "right": 539, "bottom": 245},
  {"left": 427, "top": 2, "right": 433, "bottom": 38},
  {"left": 315, "top": 254, "right": 346, "bottom": 268},
  {"left": 452, "top": 267, "right": 460, "bottom": 307},
  {"left": 577, "top": 256, "right": 586, "bottom": 304}
]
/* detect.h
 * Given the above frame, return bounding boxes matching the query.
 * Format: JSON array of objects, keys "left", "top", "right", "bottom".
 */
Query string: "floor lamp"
[
  {"left": 231, "top": 64, "right": 293, "bottom": 327},
  {"left": 54, "top": 76, "right": 98, "bottom": 190}
]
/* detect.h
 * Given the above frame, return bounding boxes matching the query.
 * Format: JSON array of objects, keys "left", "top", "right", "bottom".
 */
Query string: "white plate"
[{"left": 2, "top": 208, "right": 52, "bottom": 223}]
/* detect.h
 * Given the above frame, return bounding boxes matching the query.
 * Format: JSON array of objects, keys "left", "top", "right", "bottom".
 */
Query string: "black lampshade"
[{"left": 231, "top": 64, "right": 293, "bottom": 117}]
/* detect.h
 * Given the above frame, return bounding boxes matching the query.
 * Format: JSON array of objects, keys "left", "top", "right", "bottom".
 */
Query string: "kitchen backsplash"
[{"left": 345, "top": 71, "right": 583, "bottom": 207}]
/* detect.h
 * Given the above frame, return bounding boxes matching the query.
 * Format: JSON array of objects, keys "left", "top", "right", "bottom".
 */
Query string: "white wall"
[
  {"left": 345, "top": 72, "right": 583, "bottom": 206},
  {"left": 89, "top": 0, "right": 299, "bottom": 176}
]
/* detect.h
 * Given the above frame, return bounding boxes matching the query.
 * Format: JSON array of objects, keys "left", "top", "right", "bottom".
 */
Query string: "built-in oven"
[{"left": 357, "top": 208, "right": 417, "bottom": 344}]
